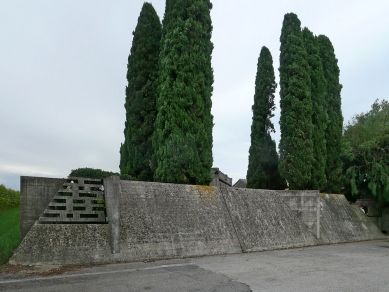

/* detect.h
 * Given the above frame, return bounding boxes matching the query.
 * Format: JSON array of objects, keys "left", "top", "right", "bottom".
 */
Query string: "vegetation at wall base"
[
  {"left": 152, "top": 0, "right": 214, "bottom": 185},
  {"left": 342, "top": 99, "right": 389, "bottom": 203},
  {"left": 317, "top": 35, "right": 343, "bottom": 194},
  {"left": 278, "top": 13, "right": 314, "bottom": 190},
  {"left": 68, "top": 168, "right": 119, "bottom": 179},
  {"left": 246, "top": 46, "right": 284, "bottom": 190},
  {"left": 0, "top": 207, "right": 20, "bottom": 265},
  {"left": 120, "top": 3, "right": 162, "bottom": 182}
]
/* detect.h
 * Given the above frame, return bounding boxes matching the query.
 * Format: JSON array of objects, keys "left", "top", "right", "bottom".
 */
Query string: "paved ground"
[{"left": 1, "top": 239, "right": 388, "bottom": 292}]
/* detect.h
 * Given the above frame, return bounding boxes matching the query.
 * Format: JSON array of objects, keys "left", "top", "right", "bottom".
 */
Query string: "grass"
[{"left": 0, "top": 207, "right": 20, "bottom": 265}]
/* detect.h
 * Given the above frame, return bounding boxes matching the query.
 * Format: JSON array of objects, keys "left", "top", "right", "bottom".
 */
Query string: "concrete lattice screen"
[{"left": 39, "top": 178, "right": 106, "bottom": 224}]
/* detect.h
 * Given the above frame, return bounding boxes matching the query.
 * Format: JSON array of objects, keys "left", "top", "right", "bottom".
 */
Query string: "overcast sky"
[{"left": 1, "top": 0, "right": 389, "bottom": 191}]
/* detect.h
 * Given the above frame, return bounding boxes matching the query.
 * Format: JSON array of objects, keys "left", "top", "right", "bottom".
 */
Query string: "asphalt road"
[{"left": 1, "top": 239, "right": 388, "bottom": 292}]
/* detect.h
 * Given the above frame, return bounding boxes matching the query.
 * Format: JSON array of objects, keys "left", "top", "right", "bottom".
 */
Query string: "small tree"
[
  {"left": 246, "top": 46, "right": 284, "bottom": 189},
  {"left": 342, "top": 99, "right": 389, "bottom": 203},
  {"left": 120, "top": 3, "right": 161, "bottom": 181},
  {"left": 278, "top": 13, "right": 313, "bottom": 190},
  {"left": 302, "top": 28, "right": 328, "bottom": 191},
  {"left": 152, "top": 0, "right": 214, "bottom": 185},
  {"left": 317, "top": 35, "right": 343, "bottom": 193}
]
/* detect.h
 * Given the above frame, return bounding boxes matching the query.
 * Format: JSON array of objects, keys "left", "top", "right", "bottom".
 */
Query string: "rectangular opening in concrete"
[
  {"left": 79, "top": 186, "right": 85, "bottom": 190},
  {"left": 73, "top": 199, "right": 85, "bottom": 204},
  {"left": 67, "top": 214, "right": 73, "bottom": 218},
  {"left": 73, "top": 207, "right": 86, "bottom": 211},
  {"left": 79, "top": 193, "right": 97, "bottom": 197},
  {"left": 48, "top": 206, "right": 66, "bottom": 210},
  {"left": 90, "top": 186, "right": 101, "bottom": 191},
  {"left": 93, "top": 206, "right": 105, "bottom": 211},
  {"left": 84, "top": 179, "right": 103, "bottom": 184},
  {"left": 53, "top": 199, "right": 66, "bottom": 204},
  {"left": 66, "top": 179, "right": 78, "bottom": 183},
  {"left": 80, "top": 214, "right": 99, "bottom": 218},
  {"left": 41, "top": 213, "right": 60, "bottom": 218},
  {"left": 58, "top": 192, "right": 72, "bottom": 196},
  {"left": 92, "top": 200, "right": 104, "bottom": 204}
]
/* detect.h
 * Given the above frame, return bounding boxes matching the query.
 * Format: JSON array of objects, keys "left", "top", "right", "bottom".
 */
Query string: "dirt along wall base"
[{"left": 11, "top": 176, "right": 386, "bottom": 266}]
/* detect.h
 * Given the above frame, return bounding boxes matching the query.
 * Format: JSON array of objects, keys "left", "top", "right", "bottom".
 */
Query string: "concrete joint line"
[{"left": 219, "top": 188, "right": 245, "bottom": 252}]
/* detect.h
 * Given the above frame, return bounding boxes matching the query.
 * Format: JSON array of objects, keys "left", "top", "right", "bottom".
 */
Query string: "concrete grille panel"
[{"left": 38, "top": 177, "right": 106, "bottom": 223}]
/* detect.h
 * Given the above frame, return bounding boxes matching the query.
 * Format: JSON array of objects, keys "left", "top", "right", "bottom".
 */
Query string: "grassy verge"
[{"left": 0, "top": 207, "right": 20, "bottom": 265}]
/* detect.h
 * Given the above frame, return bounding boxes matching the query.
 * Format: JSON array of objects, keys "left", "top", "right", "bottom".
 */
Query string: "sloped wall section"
[{"left": 10, "top": 176, "right": 385, "bottom": 266}]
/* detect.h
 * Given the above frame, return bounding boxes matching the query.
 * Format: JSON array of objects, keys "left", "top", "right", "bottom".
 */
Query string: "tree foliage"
[
  {"left": 302, "top": 28, "right": 328, "bottom": 191},
  {"left": 278, "top": 13, "right": 314, "bottom": 190},
  {"left": 69, "top": 168, "right": 119, "bottom": 179},
  {"left": 0, "top": 184, "right": 20, "bottom": 210},
  {"left": 246, "top": 46, "right": 284, "bottom": 189},
  {"left": 120, "top": 3, "right": 162, "bottom": 181},
  {"left": 317, "top": 35, "right": 343, "bottom": 193},
  {"left": 342, "top": 99, "right": 389, "bottom": 202},
  {"left": 152, "top": 0, "right": 214, "bottom": 185}
]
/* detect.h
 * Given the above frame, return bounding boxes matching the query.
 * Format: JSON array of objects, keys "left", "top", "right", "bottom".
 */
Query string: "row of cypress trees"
[
  {"left": 120, "top": 1, "right": 214, "bottom": 185},
  {"left": 247, "top": 13, "right": 343, "bottom": 193}
]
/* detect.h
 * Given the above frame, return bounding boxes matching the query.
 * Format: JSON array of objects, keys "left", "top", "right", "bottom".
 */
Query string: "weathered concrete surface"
[
  {"left": 13, "top": 177, "right": 385, "bottom": 266},
  {"left": 280, "top": 190, "right": 319, "bottom": 236},
  {"left": 20, "top": 176, "right": 66, "bottom": 241},
  {"left": 318, "top": 193, "right": 385, "bottom": 243},
  {"left": 104, "top": 176, "right": 121, "bottom": 254},
  {"left": 10, "top": 224, "right": 112, "bottom": 265},
  {"left": 221, "top": 188, "right": 318, "bottom": 252},
  {"left": 118, "top": 181, "right": 242, "bottom": 261}
]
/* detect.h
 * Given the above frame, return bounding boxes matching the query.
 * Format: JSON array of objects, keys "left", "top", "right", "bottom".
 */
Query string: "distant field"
[{"left": 0, "top": 207, "right": 20, "bottom": 265}]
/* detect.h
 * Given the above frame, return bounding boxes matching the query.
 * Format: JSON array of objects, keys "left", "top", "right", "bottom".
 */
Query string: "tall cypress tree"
[
  {"left": 278, "top": 13, "right": 313, "bottom": 190},
  {"left": 317, "top": 35, "right": 343, "bottom": 193},
  {"left": 119, "top": 3, "right": 161, "bottom": 181},
  {"left": 152, "top": 0, "right": 214, "bottom": 185},
  {"left": 302, "top": 28, "right": 328, "bottom": 191},
  {"left": 246, "top": 46, "right": 284, "bottom": 189}
]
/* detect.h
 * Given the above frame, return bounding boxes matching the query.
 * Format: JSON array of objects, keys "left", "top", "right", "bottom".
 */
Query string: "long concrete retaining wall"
[{"left": 10, "top": 176, "right": 385, "bottom": 266}]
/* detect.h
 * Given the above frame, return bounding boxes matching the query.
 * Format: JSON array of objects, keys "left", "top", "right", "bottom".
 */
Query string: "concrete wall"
[
  {"left": 10, "top": 224, "right": 111, "bottom": 265},
  {"left": 279, "top": 190, "right": 319, "bottom": 237},
  {"left": 318, "top": 194, "right": 384, "bottom": 243},
  {"left": 117, "top": 181, "right": 241, "bottom": 261},
  {"left": 20, "top": 176, "right": 66, "bottom": 241},
  {"left": 221, "top": 188, "right": 318, "bottom": 252},
  {"left": 11, "top": 177, "right": 386, "bottom": 266}
]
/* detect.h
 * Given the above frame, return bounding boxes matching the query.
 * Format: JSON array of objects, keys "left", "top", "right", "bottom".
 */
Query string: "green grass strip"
[{"left": 0, "top": 207, "right": 20, "bottom": 265}]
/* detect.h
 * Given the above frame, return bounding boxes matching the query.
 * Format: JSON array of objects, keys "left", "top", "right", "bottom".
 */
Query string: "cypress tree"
[
  {"left": 302, "top": 28, "right": 328, "bottom": 191},
  {"left": 317, "top": 35, "right": 343, "bottom": 193},
  {"left": 278, "top": 13, "right": 314, "bottom": 190},
  {"left": 153, "top": 0, "right": 214, "bottom": 185},
  {"left": 119, "top": 3, "right": 161, "bottom": 181},
  {"left": 246, "top": 46, "right": 284, "bottom": 189}
]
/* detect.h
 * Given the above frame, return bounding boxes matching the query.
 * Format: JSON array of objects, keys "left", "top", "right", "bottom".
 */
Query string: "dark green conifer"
[
  {"left": 246, "top": 46, "right": 284, "bottom": 189},
  {"left": 317, "top": 35, "right": 343, "bottom": 193},
  {"left": 302, "top": 28, "right": 328, "bottom": 191},
  {"left": 152, "top": 0, "right": 214, "bottom": 185},
  {"left": 278, "top": 13, "right": 314, "bottom": 190},
  {"left": 119, "top": 3, "right": 161, "bottom": 181}
]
